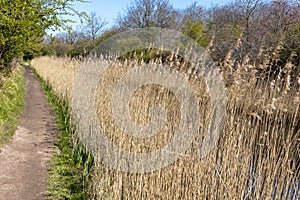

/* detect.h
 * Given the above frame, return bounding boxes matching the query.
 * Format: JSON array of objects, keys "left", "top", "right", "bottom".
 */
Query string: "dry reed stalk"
[
  {"left": 271, "top": 34, "right": 285, "bottom": 63},
  {"left": 223, "top": 31, "right": 244, "bottom": 70},
  {"left": 206, "top": 32, "right": 215, "bottom": 54},
  {"left": 283, "top": 51, "right": 296, "bottom": 93}
]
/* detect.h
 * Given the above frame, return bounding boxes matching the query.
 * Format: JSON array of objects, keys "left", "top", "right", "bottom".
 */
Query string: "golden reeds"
[{"left": 31, "top": 54, "right": 299, "bottom": 199}]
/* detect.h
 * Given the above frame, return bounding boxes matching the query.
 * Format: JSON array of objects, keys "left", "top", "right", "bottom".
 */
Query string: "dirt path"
[{"left": 0, "top": 66, "right": 58, "bottom": 200}]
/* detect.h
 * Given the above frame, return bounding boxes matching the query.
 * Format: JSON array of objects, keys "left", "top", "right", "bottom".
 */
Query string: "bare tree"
[
  {"left": 83, "top": 12, "right": 108, "bottom": 47},
  {"left": 183, "top": 2, "right": 204, "bottom": 24},
  {"left": 66, "top": 30, "right": 86, "bottom": 45},
  {"left": 172, "top": 2, "right": 205, "bottom": 30},
  {"left": 237, "top": 0, "right": 262, "bottom": 42},
  {"left": 116, "top": 0, "right": 175, "bottom": 29}
]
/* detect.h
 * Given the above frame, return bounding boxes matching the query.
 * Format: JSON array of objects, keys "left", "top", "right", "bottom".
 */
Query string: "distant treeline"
[
  {"left": 1, "top": 0, "right": 299, "bottom": 77},
  {"left": 44, "top": 0, "right": 299, "bottom": 69}
]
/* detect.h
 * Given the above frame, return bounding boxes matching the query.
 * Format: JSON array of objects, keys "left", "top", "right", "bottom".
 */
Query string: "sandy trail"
[{"left": 0, "top": 66, "right": 58, "bottom": 200}]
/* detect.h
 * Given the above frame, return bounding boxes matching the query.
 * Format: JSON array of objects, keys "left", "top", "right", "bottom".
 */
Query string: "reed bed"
[
  {"left": 31, "top": 56, "right": 79, "bottom": 100},
  {"left": 31, "top": 55, "right": 299, "bottom": 199}
]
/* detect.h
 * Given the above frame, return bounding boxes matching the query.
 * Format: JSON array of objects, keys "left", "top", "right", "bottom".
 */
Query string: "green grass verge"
[
  {"left": 0, "top": 66, "right": 26, "bottom": 148},
  {"left": 31, "top": 67, "right": 93, "bottom": 200}
]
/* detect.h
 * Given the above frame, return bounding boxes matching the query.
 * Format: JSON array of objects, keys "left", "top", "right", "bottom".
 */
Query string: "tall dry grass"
[
  {"left": 31, "top": 56, "right": 79, "bottom": 100},
  {"left": 31, "top": 55, "right": 299, "bottom": 199}
]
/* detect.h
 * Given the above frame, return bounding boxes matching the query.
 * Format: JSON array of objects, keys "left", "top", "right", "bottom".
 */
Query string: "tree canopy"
[
  {"left": 116, "top": 0, "right": 175, "bottom": 29},
  {"left": 0, "top": 0, "right": 87, "bottom": 73}
]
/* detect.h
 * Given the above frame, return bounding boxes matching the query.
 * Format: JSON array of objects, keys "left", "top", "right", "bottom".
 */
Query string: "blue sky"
[{"left": 68, "top": 0, "right": 232, "bottom": 29}]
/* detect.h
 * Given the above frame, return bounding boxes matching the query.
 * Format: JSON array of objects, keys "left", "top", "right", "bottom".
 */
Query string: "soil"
[{"left": 0, "top": 66, "right": 58, "bottom": 200}]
